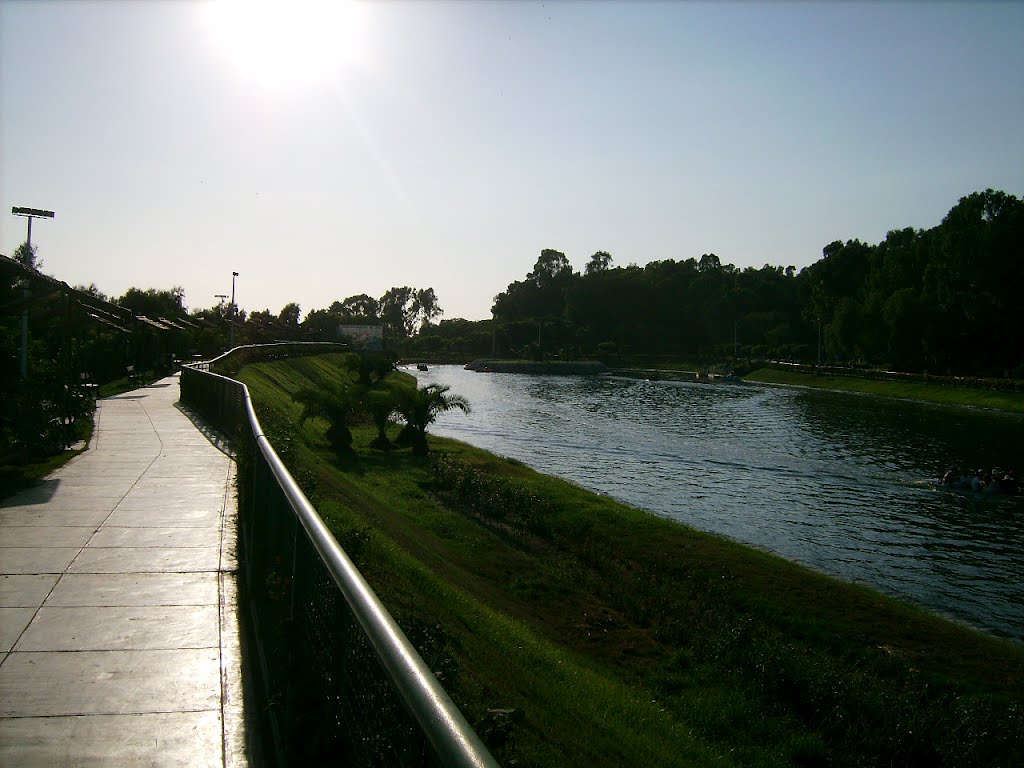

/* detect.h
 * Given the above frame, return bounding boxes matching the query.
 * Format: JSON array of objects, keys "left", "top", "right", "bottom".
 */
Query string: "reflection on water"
[{"left": 413, "top": 366, "right": 1024, "bottom": 642}]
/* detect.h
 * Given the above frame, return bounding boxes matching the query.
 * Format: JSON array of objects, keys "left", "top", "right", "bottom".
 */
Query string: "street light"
[
  {"left": 12, "top": 206, "right": 55, "bottom": 379},
  {"left": 12, "top": 207, "right": 55, "bottom": 254},
  {"left": 230, "top": 272, "right": 239, "bottom": 349}
]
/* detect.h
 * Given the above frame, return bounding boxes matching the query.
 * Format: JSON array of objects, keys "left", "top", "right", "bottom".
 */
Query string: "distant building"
[{"left": 337, "top": 324, "right": 383, "bottom": 350}]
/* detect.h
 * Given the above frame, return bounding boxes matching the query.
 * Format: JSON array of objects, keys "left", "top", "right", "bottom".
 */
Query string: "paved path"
[{"left": 0, "top": 375, "right": 248, "bottom": 767}]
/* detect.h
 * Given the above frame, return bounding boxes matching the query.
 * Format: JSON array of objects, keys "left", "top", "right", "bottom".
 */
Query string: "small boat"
[{"left": 416, "top": 363, "right": 428, "bottom": 372}]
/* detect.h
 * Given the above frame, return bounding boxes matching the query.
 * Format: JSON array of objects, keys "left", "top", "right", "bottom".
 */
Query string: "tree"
[
  {"left": 585, "top": 250, "right": 613, "bottom": 275},
  {"left": 528, "top": 248, "right": 572, "bottom": 286},
  {"left": 278, "top": 302, "right": 301, "bottom": 327},
  {"left": 301, "top": 306, "right": 343, "bottom": 341},
  {"left": 346, "top": 351, "right": 395, "bottom": 387},
  {"left": 340, "top": 294, "right": 379, "bottom": 321},
  {"left": 74, "top": 283, "right": 108, "bottom": 302},
  {"left": 118, "top": 286, "right": 186, "bottom": 317},
  {"left": 293, "top": 383, "right": 360, "bottom": 457},
  {"left": 13, "top": 242, "right": 39, "bottom": 270},
  {"left": 392, "top": 383, "right": 470, "bottom": 456},
  {"left": 412, "top": 287, "right": 443, "bottom": 330},
  {"left": 378, "top": 286, "right": 416, "bottom": 339},
  {"left": 362, "top": 387, "right": 397, "bottom": 450},
  {"left": 697, "top": 253, "right": 721, "bottom": 273}
]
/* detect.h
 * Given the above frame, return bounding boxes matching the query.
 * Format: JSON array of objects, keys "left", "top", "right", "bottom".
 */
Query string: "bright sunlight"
[{"left": 203, "top": 0, "right": 365, "bottom": 89}]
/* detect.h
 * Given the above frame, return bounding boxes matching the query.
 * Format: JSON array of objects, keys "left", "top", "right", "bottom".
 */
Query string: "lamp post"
[
  {"left": 12, "top": 206, "right": 55, "bottom": 379},
  {"left": 230, "top": 272, "right": 239, "bottom": 349}
]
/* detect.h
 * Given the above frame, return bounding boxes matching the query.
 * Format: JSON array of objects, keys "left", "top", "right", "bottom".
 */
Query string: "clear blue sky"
[{"left": 2, "top": 1, "right": 1022, "bottom": 321}]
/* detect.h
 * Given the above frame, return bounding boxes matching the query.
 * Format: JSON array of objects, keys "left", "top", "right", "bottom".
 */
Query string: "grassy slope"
[
  {"left": 238, "top": 355, "right": 1024, "bottom": 768},
  {"left": 744, "top": 367, "right": 1024, "bottom": 413}
]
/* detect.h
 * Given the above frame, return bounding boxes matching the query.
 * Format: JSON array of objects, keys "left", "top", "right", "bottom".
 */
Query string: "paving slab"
[
  {"left": 88, "top": 526, "right": 218, "bottom": 548},
  {"left": 15, "top": 605, "right": 219, "bottom": 651},
  {"left": 103, "top": 507, "right": 224, "bottom": 528},
  {"left": 0, "top": 607, "right": 36, "bottom": 652},
  {"left": 0, "top": 374, "right": 248, "bottom": 767},
  {"left": 68, "top": 544, "right": 222, "bottom": 574},
  {"left": 0, "top": 711, "right": 223, "bottom": 768},
  {"left": 0, "top": 525, "right": 95, "bottom": 548},
  {"left": 0, "top": 648, "right": 221, "bottom": 716},
  {"left": 0, "top": 574, "right": 58, "bottom": 607},
  {"left": 45, "top": 572, "right": 218, "bottom": 607},
  {"left": 0, "top": 508, "right": 111, "bottom": 527},
  {"left": 0, "top": 547, "right": 82, "bottom": 574}
]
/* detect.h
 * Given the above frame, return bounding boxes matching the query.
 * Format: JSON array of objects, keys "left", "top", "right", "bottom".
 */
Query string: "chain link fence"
[{"left": 180, "top": 351, "right": 496, "bottom": 768}]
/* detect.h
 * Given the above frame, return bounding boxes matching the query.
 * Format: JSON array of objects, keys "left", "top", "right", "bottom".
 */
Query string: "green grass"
[
  {"left": 237, "top": 354, "right": 1024, "bottom": 767},
  {"left": 98, "top": 374, "right": 156, "bottom": 398},
  {"left": 745, "top": 367, "right": 1024, "bottom": 413},
  {"left": 0, "top": 416, "right": 94, "bottom": 502}
]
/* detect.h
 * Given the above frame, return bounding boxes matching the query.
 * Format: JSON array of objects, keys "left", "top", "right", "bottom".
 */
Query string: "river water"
[{"left": 411, "top": 365, "right": 1024, "bottom": 643}]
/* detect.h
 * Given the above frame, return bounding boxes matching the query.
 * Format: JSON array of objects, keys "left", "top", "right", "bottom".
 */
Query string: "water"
[{"left": 411, "top": 365, "right": 1024, "bottom": 642}]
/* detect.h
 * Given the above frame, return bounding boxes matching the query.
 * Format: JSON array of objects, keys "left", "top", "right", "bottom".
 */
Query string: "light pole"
[
  {"left": 12, "top": 206, "right": 55, "bottom": 379},
  {"left": 230, "top": 272, "right": 239, "bottom": 349}
]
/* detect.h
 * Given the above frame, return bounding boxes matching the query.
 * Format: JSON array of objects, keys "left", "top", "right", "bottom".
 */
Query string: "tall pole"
[
  {"left": 230, "top": 271, "right": 239, "bottom": 349},
  {"left": 12, "top": 206, "right": 55, "bottom": 379},
  {"left": 20, "top": 223, "right": 30, "bottom": 379}
]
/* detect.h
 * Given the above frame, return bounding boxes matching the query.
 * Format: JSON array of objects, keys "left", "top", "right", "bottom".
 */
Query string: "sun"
[{"left": 203, "top": 0, "right": 365, "bottom": 90}]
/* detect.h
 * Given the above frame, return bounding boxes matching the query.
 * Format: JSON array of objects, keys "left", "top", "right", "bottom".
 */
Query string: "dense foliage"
[
  {"left": 411, "top": 189, "right": 1024, "bottom": 376},
  {"left": 4, "top": 187, "right": 1019, "bottom": 469}
]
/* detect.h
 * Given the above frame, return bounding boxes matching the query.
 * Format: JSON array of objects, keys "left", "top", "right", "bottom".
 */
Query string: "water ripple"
[{"left": 414, "top": 366, "right": 1024, "bottom": 642}]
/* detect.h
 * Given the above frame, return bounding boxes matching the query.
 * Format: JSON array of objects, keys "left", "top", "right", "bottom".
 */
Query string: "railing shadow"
[{"left": 174, "top": 401, "right": 236, "bottom": 460}]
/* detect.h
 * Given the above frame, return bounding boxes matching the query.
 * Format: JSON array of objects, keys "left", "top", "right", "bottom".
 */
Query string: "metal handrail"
[
  {"left": 181, "top": 355, "right": 497, "bottom": 768},
  {"left": 189, "top": 341, "right": 349, "bottom": 373}
]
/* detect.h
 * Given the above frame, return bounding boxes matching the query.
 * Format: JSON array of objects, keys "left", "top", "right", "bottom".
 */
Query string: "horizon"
[{"left": 3, "top": 1, "right": 1022, "bottom": 321}]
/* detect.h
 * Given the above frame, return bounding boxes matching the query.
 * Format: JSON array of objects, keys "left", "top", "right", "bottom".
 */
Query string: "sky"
[{"left": 2, "top": 1, "right": 1022, "bottom": 322}]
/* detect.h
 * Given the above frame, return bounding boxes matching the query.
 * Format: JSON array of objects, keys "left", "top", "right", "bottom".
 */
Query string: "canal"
[{"left": 412, "top": 365, "right": 1024, "bottom": 643}]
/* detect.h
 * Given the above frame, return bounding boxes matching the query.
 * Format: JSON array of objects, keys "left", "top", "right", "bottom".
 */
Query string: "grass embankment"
[
  {"left": 237, "top": 354, "right": 1024, "bottom": 767},
  {"left": 745, "top": 367, "right": 1024, "bottom": 414}
]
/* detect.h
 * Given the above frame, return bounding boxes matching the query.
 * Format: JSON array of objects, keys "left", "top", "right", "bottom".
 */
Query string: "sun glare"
[{"left": 204, "top": 0, "right": 364, "bottom": 89}]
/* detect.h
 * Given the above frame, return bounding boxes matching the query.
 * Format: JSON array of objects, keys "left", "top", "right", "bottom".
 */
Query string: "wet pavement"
[{"left": 0, "top": 375, "right": 248, "bottom": 767}]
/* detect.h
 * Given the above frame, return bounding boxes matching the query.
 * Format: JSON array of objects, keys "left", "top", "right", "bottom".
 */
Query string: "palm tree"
[
  {"left": 293, "top": 383, "right": 360, "bottom": 456},
  {"left": 392, "top": 383, "right": 470, "bottom": 456},
  {"left": 362, "top": 387, "right": 398, "bottom": 450},
  {"left": 346, "top": 351, "right": 395, "bottom": 387}
]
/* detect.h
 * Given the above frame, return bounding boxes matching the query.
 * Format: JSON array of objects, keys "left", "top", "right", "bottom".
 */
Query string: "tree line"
[
  {"left": 411, "top": 188, "right": 1024, "bottom": 377},
  {"left": 4, "top": 187, "right": 1020, "bottom": 462}
]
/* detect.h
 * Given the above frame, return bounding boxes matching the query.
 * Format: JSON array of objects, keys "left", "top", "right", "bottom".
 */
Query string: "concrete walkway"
[{"left": 0, "top": 375, "right": 248, "bottom": 767}]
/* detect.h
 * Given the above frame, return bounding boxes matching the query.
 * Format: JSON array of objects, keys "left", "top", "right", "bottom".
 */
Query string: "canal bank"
[
  {"left": 744, "top": 366, "right": 1024, "bottom": 413},
  {"left": 423, "top": 365, "right": 1024, "bottom": 643},
  {"left": 236, "top": 354, "right": 1024, "bottom": 767}
]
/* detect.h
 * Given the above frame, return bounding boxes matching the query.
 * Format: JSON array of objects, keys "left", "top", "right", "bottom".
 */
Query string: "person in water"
[{"left": 940, "top": 467, "right": 1018, "bottom": 494}]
